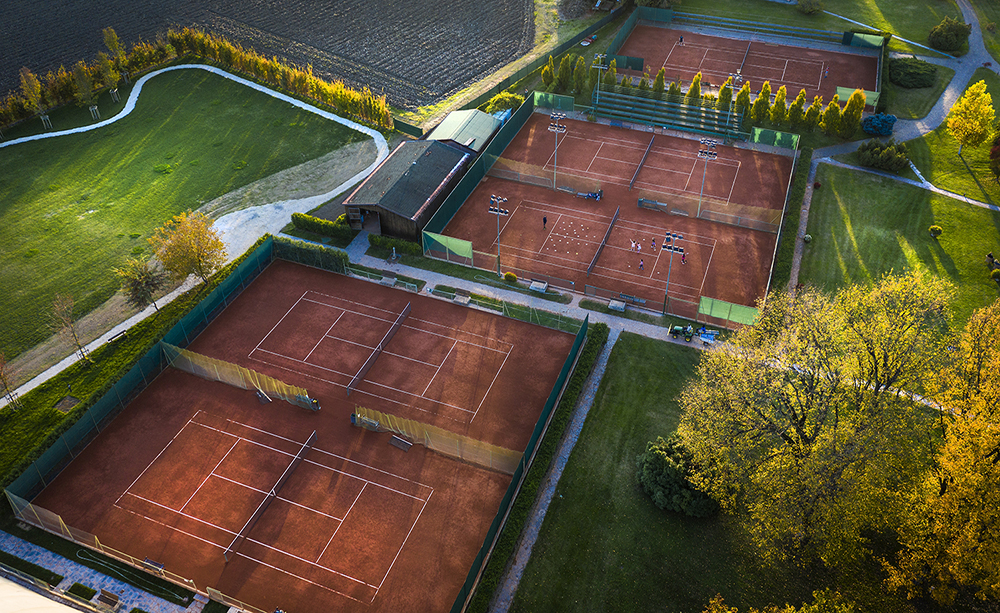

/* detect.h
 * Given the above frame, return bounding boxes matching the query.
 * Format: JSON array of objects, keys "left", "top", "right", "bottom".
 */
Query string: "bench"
[
  {"left": 380, "top": 271, "right": 396, "bottom": 287},
  {"left": 389, "top": 435, "right": 413, "bottom": 451},
  {"left": 97, "top": 589, "right": 120, "bottom": 610},
  {"left": 453, "top": 288, "right": 471, "bottom": 305},
  {"left": 608, "top": 299, "right": 626, "bottom": 312},
  {"left": 619, "top": 293, "right": 646, "bottom": 306},
  {"left": 142, "top": 558, "right": 165, "bottom": 574},
  {"left": 529, "top": 280, "right": 549, "bottom": 293}
]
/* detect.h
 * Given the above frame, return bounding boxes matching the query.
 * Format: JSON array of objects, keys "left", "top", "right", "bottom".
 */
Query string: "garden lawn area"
[
  {"left": 969, "top": 0, "right": 1000, "bottom": 64},
  {"left": 679, "top": 0, "right": 961, "bottom": 56},
  {"left": 801, "top": 164, "right": 1000, "bottom": 325},
  {"left": 882, "top": 64, "right": 955, "bottom": 119},
  {"left": 0, "top": 68, "right": 369, "bottom": 359},
  {"left": 906, "top": 68, "right": 1000, "bottom": 207},
  {"left": 511, "top": 333, "right": 911, "bottom": 613}
]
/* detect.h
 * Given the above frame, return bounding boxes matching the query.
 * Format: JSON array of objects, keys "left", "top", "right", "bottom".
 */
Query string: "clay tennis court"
[
  {"left": 617, "top": 26, "right": 879, "bottom": 103},
  {"left": 30, "top": 260, "right": 576, "bottom": 613},
  {"left": 440, "top": 113, "right": 791, "bottom": 317}
]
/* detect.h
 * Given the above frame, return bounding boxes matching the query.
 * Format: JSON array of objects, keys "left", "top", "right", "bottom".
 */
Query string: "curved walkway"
[{"left": 787, "top": 0, "right": 1000, "bottom": 291}]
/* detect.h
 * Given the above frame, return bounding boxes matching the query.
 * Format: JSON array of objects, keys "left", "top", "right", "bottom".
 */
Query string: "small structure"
[
  {"left": 426, "top": 109, "right": 502, "bottom": 154},
  {"left": 343, "top": 140, "right": 471, "bottom": 242}
]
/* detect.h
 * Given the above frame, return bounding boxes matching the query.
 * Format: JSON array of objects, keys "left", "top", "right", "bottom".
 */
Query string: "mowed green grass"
[
  {"left": 511, "top": 333, "right": 911, "bottom": 612},
  {"left": 882, "top": 64, "right": 955, "bottom": 119},
  {"left": 0, "top": 69, "right": 368, "bottom": 358},
  {"left": 907, "top": 68, "right": 1000, "bottom": 207},
  {"left": 679, "top": 0, "right": 961, "bottom": 55},
  {"left": 801, "top": 165, "right": 1000, "bottom": 325},
  {"left": 969, "top": 0, "right": 1000, "bottom": 64}
]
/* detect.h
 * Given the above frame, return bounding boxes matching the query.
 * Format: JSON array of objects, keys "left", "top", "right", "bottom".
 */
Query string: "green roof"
[{"left": 427, "top": 109, "right": 502, "bottom": 153}]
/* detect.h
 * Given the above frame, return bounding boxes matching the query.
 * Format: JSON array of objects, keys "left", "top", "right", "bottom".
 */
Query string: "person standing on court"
[
  {"left": 543, "top": 216, "right": 547, "bottom": 229},
  {"left": 639, "top": 259, "right": 644, "bottom": 271},
  {"left": 679, "top": 36, "right": 684, "bottom": 46},
  {"left": 681, "top": 253, "right": 687, "bottom": 264}
]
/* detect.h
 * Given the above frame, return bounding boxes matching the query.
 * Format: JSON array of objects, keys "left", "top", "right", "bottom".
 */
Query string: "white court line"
[
  {"left": 423, "top": 340, "right": 457, "bottom": 397},
  {"left": 683, "top": 158, "right": 698, "bottom": 192},
  {"left": 586, "top": 142, "right": 604, "bottom": 173},
  {"left": 699, "top": 240, "right": 717, "bottom": 297},
  {"left": 494, "top": 203, "right": 519, "bottom": 250},
  {"left": 377, "top": 491, "right": 433, "bottom": 592},
  {"left": 305, "top": 311, "right": 344, "bottom": 362},
  {"left": 471, "top": 349, "right": 512, "bottom": 424},
  {"left": 318, "top": 483, "right": 364, "bottom": 564},
  {"left": 780, "top": 59, "right": 788, "bottom": 82},
  {"left": 816, "top": 61, "right": 825, "bottom": 90},
  {"left": 538, "top": 212, "right": 563, "bottom": 254},
  {"left": 115, "top": 414, "right": 205, "bottom": 507},
  {"left": 726, "top": 161, "right": 741, "bottom": 205},
  {"left": 252, "top": 291, "right": 308, "bottom": 356},
  {"left": 179, "top": 436, "right": 240, "bottom": 513}
]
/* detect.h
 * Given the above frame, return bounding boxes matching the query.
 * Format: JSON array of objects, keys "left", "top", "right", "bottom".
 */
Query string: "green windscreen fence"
[
  {"left": 751, "top": 127, "right": 799, "bottom": 150},
  {"left": 836, "top": 87, "right": 880, "bottom": 108},
  {"left": 842, "top": 31, "right": 885, "bottom": 48},
  {"left": 607, "top": 55, "right": 645, "bottom": 71},
  {"left": 699, "top": 297, "right": 759, "bottom": 327},
  {"left": 534, "top": 92, "right": 575, "bottom": 111},
  {"left": 423, "top": 232, "right": 474, "bottom": 264}
]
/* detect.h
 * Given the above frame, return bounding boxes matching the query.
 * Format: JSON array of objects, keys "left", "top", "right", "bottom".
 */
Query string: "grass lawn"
[
  {"left": 969, "top": 0, "right": 1000, "bottom": 64},
  {"left": 0, "top": 68, "right": 369, "bottom": 359},
  {"left": 511, "top": 333, "right": 911, "bottom": 612},
  {"left": 679, "top": 0, "right": 961, "bottom": 56},
  {"left": 882, "top": 64, "right": 956, "bottom": 119},
  {"left": 801, "top": 164, "right": 1000, "bottom": 325},
  {"left": 906, "top": 68, "right": 1000, "bottom": 207}
]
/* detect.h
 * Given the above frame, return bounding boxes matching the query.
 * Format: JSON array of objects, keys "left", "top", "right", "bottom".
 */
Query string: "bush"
[
  {"left": 290, "top": 212, "right": 354, "bottom": 243},
  {"left": 0, "top": 550, "right": 63, "bottom": 585},
  {"left": 636, "top": 434, "right": 718, "bottom": 517},
  {"left": 857, "top": 138, "right": 910, "bottom": 173},
  {"left": 367, "top": 233, "right": 423, "bottom": 256},
  {"left": 797, "top": 0, "right": 824, "bottom": 15},
  {"left": 928, "top": 16, "right": 972, "bottom": 52},
  {"left": 929, "top": 225, "right": 943, "bottom": 238},
  {"left": 992, "top": 269, "right": 1000, "bottom": 282},
  {"left": 485, "top": 91, "right": 524, "bottom": 114},
  {"left": 67, "top": 583, "right": 97, "bottom": 600},
  {"left": 503, "top": 272, "right": 517, "bottom": 284},
  {"left": 862, "top": 113, "right": 897, "bottom": 136},
  {"left": 889, "top": 57, "right": 937, "bottom": 88}
]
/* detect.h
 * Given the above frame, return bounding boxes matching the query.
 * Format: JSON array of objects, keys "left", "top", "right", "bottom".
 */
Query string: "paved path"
[
  {"left": 0, "top": 531, "right": 206, "bottom": 613},
  {"left": 787, "top": 0, "right": 999, "bottom": 291}
]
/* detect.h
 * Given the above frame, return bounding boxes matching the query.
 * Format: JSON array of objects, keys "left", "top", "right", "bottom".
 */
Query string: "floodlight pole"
[
  {"left": 593, "top": 54, "right": 608, "bottom": 107},
  {"left": 549, "top": 112, "right": 566, "bottom": 189},
  {"left": 661, "top": 232, "right": 684, "bottom": 316},
  {"left": 697, "top": 139, "right": 718, "bottom": 219},
  {"left": 489, "top": 195, "right": 509, "bottom": 277}
]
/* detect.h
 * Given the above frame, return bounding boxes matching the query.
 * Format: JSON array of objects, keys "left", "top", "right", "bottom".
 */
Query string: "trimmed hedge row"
[
  {"left": 889, "top": 57, "right": 938, "bottom": 89},
  {"left": 273, "top": 235, "right": 350, "bottom": 274},
  {"left": 368, "top": 233, "right": 423, "bottom": 256},
  {"left": 858, "top": 138, "right": 909, "bottom": 173},
  {"left": 290, "top": 212, "right": 354, "bottom": 243},
  {"left": 67, "top": 582, "right": 97, "bottom": 600},
  {"left": 468, "top": 322, "right": 610, "bottom": 613},
  {"left": 0, "top": 549, "right": 64, "bottom": 586}
]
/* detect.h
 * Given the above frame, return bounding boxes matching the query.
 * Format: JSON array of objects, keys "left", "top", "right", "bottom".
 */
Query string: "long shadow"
[{"left": 958, "top": 150, "right": 996, "bottom": 206}]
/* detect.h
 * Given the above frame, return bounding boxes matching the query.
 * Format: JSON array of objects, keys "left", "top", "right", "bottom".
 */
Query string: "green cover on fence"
[
  {"left": 534, "top": 92, "right": 575, "bottom": 110},
  {"left": 394, "top": 119, "right": 424, "bottom": 138},
  {"left": 608, "top": 55, "right": 645, "bottom": 72},
  {"left": 836, "top": 87, "right": 879, "bottom": 108},
  {"left": 699, "top": 296, "right": 759, "bottom": 325},
  {"left": 751, "top": 127, "right": 800, "bottom": 150},
  {"left": 844, "top": 32, "right": 885, "bottom": 49},
  {"left": 423, "top": 232, "right": 473, "bottom": 260}
]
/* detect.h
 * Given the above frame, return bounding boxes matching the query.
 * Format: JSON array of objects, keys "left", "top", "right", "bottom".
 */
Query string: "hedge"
[
  {"left": 67, "top": 582, "right": 97, "bottom": 600},
  {"left": 0, "top": 550, "right": 64, "bottom": 586},
  {"left": 367, "top": 233, "right": 423, "bottom": 257},
  {"left": 290, "top": 212, "right": 354, "bottom": 243},
  {"left": 272, "top": 235, "right": 350, "bottom": 274},
  {"left": 889, "top": 57, "right": 937, "bottom": 89},
  {"left": 467, "top": 322, "right": 610, "bottom": 613},
  {"left": 857, "top": 138, "right": 909, "bottom": 173}
]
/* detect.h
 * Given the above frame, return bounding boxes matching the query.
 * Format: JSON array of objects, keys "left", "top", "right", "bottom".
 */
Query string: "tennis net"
[
  {"left": 587, "top": 206, "right": 620, "bottom": 277},
  {"left": 224, "top": 430, "right": 317, "bottom": 562},
  {"left": 630, "top": 135, "right": 655, "bottom": 190},
  {"left": 738, "top": 39, "right": 753, "bottom": 75},
  {"left": 347, "top": 302, "right": 411, "bottom": 395}
]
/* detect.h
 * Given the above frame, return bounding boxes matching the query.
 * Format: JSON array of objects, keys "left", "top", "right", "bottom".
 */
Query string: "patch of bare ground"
[{"left": 559, "top": 0, "right": 595, "bottom": 20}]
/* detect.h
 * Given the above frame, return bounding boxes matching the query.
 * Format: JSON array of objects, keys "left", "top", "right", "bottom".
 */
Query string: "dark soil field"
[{"left": 0, "top": 0, "right": 533, "bottom": 109}]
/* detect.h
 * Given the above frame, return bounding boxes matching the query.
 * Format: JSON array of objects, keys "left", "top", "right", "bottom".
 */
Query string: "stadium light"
[
  {"left": 593, "top": 54, "right": 608, "bottom": 106},
  {"left": 661, "top": 232, "right": 684, "bottom": 316},
  {"left": 488, "top": 195, "right": 509, "bottom": 277},
  {"left": 697, "top": 139, "right": 718, "bottom": 218},
  {"left": 549, "top": 112, "right": 567, "bottom": 189}
]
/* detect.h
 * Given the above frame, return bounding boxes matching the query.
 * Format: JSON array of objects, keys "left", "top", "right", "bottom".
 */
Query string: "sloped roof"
[
  {"left": 426, "top": 109, "right": 502, "bottom": 153},
  {"left": 344, "top": 140, "right": 468, "bottom": 220}
]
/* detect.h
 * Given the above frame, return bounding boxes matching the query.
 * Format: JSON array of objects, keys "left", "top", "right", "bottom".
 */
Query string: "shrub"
[
  {"left": 889, "top": 57, "right": 937, "bottom": 88},
  {"left": 857, "top": 138, "right": 910, "bottom": 173},
  {"left": 272, "top": 236, "right": 349, "bottom": 274},
  {"left": 862, "top": 113, "right": 897, "bottom": 136},
  {"left": 797, "top": 0, "right": 824, "bottom": 14},
  {"left": 636, "top": 434, "right": 718, "bottom": 517},
  {"left": 929, "top": 225, "right": 943, "bottom": 238},
  {"left": 290, "top": 212, "right": 354, "bottom": 242},
  {"left": 804, "top": 233, "right": 813, "bottom": 243},
  {"left": 928, "top": 16, "right": 972, "bottom": 52},
  {"left": 992, "top": 269, "right": 1000, "bottom": 282},
  {"left": 0, "top": 550, "right": 63, "bottom": 586},
  {"left": 67, "top": 583, "right": 97, "bottom": 600},
  {"left": 484, "top": 91, "right": 524, "bottom": 114},
  {"left": 503, "top": 272, "right": 517, "bottom": 283},
  {"left": 367, "top": 233, "right": 423, "bottom": 256}
]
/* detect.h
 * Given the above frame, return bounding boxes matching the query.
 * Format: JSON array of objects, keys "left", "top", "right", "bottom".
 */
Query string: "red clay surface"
[
  {"left": 441, "top": 113, "right": 791, "bottom": 316},
  {"left": 31, "top": 260, "right": 576, "bottom": 613},
  {"left": 618, "top": 26, "right": 879, "bottom": 103}
]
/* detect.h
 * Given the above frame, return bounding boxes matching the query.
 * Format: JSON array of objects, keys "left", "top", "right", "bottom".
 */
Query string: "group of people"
[{"left": 988, "top": 252, "right": 1000, "bottom": 270}]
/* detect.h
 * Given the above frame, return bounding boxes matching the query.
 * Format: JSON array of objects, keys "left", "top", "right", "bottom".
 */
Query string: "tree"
[
  {"left": 0, "top": 352, "right": 21, "bottom": 411},
  {"left": 803, "top": 95, "right": 824, "bottom": 130},
  {"left": 148, "top": 211, "right": 227, "bottom": 283},
  {"left": 839, "top": 89, "right": 866, "bottom": 138},
  {"left": 573, "top": 55, "right": 588, "bottom": 94},
  {"left": 685, "top": 72, "right": 703, "bottom": 104},
  {"left": 557, "top": 54, "right": 574, "bottom": 92},
  {"left": 787, "top": 89, "right": 807, "bottom": 127},
  {"left": 72, "top": 60, "right": 94, "bottom": 106},
  {"left": 716, "top": 76, "right": 734, "bottom": 111},
  {"left": 541, "top": 64, "right": 554, "bottom": 88},
  {"left": 97, "top": 52, "right": 120, "bottom": 90},
  {"left": 886, "top": 300, "right": 1000, "bottom": 605},
  {"left": 702, "top": 590, "right": 854, "bottom": 613},
  {"left": 103, "top": 27, "right": 126, "bottom": 72},
  {"left": 484, "top": 91, "right": 524, "bottom": 114},
  {"left": 678, "top": 271, "right": 951, "bottom": 566},
  {"left": 928, "top": 16, "right": 972, "bottom": 52},
  {"left": 749, "top": 81, "right": 771, "bottom": 124},
  {"left": 769, "top": 85, "right": 788, "bottom": 124},
  {"left": 115, "top": 257, "right": 168, "bottom": 313},
  {"left": 603, "top": 59, "right": 618, "bottom": 88},
  {"left": 734, "top": 82, "right": 752, "bottom": 122},
  {"left": 667, "top": 79, "right": 683, "bottom": 101},
  {"left": 51, "top": 294, "right": 90, "bottom": 362},
  {"left": 19, "top": 67, "right": 42, "bottom": 115},
  {"left": 653, "top": 68, "right": 666, "bottom": 97},
  {"left": 637, "top": 434, "right": 718, "bottom": 517},
  {"left": 820, "top": 94, "right": 841, "bottom": 136},
  {"left": 947, "top": 80, "right": 995, "bottom": 155},
  {"left": 637, "top": 72, "right": 650, "bottom": 92}
]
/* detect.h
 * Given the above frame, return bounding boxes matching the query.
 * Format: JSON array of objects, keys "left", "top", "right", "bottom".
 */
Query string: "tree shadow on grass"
[{"left": 958, "top": 151, "right": 996, "bottom": 207}]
